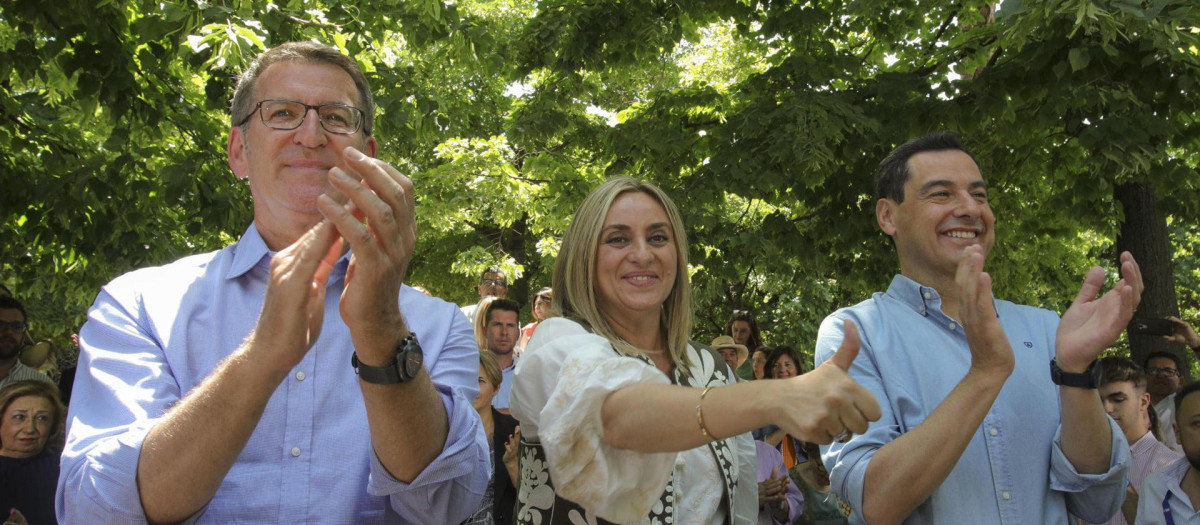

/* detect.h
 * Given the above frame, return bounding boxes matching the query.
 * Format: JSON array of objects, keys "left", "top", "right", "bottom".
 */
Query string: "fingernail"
[
  {"left": 329, "top": 167, "right": 351, "bottom": 181},
  {"left": 345, "top": 146, "right": 366, "bottom": 160}
]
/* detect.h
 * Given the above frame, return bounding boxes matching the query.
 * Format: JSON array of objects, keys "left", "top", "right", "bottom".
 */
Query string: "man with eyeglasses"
[
  {"left": 460, "top": 267, "right": 509, "bottom": 320},
  {"left": 0, "top": 296, "right": 53, "bottom": 390},
  {"left": 57, "top": 42, "right": 487, "bottom": 523},
  {"left": 1148, "top": 351, "right": 1188, "bottom": 453}
]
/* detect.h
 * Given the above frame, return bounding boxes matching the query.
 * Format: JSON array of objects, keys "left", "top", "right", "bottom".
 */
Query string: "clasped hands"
[{"left": 253, "top": 146, "right": 415, "bottom": 370}]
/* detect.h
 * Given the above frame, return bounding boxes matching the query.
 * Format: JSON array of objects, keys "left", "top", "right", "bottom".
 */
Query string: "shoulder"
[
  {"left": 531, "top": 317, "right": 589, "bottom": 338},
  {"left": 494, "top": 409, "right": 519, "bottom": 434},
  {"left": 101, "top": 248, "right": 227, "bottom": 304},
  {"left": 1147, "top": 456, "right": 1189, "bottom": 487}
]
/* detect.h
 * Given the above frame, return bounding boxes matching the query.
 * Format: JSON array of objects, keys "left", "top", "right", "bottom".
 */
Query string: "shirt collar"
[
  {"left": 224, "top": 223, "right": 350, "bottom": 281},
  {"left": 886, "top": 274, "right": 944, "bottom": 317},
  {"left": 885, "top": 274, "right": 1000, "bottom": 319},
  {"left": 1131, "top": 430, "right": 1162, "bottom": 455},
  {"left": 225, "top": 223, "right": 272, "bottom": 280}
]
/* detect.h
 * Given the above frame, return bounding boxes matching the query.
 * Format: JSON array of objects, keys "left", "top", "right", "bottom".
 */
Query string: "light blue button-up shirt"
[
  {"left": 815, "top": 274, "right": 1129, "bottom": 524},
  {"left": 1138, "top": 456, "right": 1200, "bottom": 524},
  {"left": 57, "top": 225, "right": 489, "bottom": 523}
]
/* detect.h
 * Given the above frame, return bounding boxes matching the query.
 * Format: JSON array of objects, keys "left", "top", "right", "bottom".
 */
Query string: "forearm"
[
  {"left": 137, "top": 344, "right": 286, "bottom": 523},
  {"left": 360, "top": 371, "right": 449, "bottom": 481},
  {"left": 1059, "top": 385, "right": 1112, "bottom": 474},
  {"left": 861, "top": 369, "right": 1005, "bottom": 524},
  {"left": 602, "top": 381, "right": 772, "bottom": 452}
]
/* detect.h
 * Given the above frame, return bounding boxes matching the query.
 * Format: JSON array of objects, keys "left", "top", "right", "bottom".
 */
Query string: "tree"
[{"left": 2, "top": 0, "right": 1197, "bottom": 370}]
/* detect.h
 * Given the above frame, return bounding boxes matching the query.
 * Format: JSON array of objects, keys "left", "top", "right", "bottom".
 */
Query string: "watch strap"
[
  {"left": 1050, "top": 359, "right": 1098, "bottom": 389},
  {"left": 352, "top": 333, "right": 419, "bottom": 384}
]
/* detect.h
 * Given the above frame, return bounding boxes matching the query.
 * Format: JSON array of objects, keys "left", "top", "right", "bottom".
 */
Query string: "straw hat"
[{"left": 709, "top": 335, "right": 748, "bottom": 362}]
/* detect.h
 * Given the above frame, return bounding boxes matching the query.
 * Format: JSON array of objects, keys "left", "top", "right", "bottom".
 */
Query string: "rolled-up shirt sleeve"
[
  {"left": 369, "top": 308, "right": 489, "bottom": 523},
  {"left": 1053, "top": 418, "right": 1130, "bottom": 523},
  {"left": 57, "top": 286, "right": 181, "bottom": 522},
  {"left": 510, "top": 318, "right": 676, "bottom": 523},
  {"left": 814, "top": 311, "right": 892, "bottom": 518}
]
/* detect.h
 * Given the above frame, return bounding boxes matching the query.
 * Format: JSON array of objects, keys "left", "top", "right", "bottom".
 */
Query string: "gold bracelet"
[{"left": 696, "top": 386, "right": 715, "bottom": 440}]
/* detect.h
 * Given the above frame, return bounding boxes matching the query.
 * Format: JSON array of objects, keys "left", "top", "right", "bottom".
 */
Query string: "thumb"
[
  {"left": 829, "top": 319, "right": 861, "bottom": 371},
  {"left": 771, "top": 466, "right": 778, "bottom": 478}
]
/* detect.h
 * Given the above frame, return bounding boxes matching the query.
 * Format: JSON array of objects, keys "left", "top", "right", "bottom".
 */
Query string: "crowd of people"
[{"left": 5, "top": 40, "right": 1200, "bottom": 525}]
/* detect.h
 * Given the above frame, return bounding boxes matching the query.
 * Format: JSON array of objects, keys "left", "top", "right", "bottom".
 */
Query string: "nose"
[
  {"left": 629, "top": 238, "right": 654, "bottom": 265},
  {"left": 293, "top": 107, "right": 329, "bottom": 148},
  {"left": 1102, "top": 400, "right": 1115, "bottom": 415},
  {"left": 954, "top": 191, "right": 983, "bottom": 218}
]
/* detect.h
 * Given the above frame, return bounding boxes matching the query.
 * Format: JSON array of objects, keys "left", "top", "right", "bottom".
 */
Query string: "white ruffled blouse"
[{"left": 510, "top": 317, "right": 757, "bottom": 524}]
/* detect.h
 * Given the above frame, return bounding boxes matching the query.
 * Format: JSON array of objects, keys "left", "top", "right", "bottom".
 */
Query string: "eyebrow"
[
  {"left": 918, "top": 180, "right": 990, "bottom": 193},
  {"left": 602, "top": 222, "right": 671, "bottom": 232}
]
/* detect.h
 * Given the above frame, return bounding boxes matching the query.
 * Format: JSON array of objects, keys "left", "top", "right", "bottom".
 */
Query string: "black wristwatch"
[
  {"left": 1049, "top": 358, "right": 1100, "bottom": 389},
  {"left": 352, "top": 333, "right": 423, "bottom": 384}
]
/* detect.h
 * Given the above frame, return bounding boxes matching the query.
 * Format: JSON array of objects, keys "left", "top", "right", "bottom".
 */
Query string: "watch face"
[{"left": 403, "top": 348, "right": 423, "bottom": 378}]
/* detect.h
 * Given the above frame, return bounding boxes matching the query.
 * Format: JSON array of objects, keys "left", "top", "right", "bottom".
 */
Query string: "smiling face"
[
  {"left": 772, "top": 354, "right": 799, "bottom": 379},
  {"left": 594, "top": 192, "right": 678, "bottom": 328},
  {"left": 227, "top": 60, "right": 378, "bottom": 250},
  {"left": 0, "top": 395, "right": 53, "bottom": 458},
  {"left": 877, "top": 149, "right": 995, "bottom": 285}
]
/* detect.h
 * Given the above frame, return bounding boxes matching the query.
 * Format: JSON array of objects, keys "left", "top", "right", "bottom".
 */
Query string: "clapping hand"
[{"left": 1055, "top": 252, "right": 1143, "bottom": 372}]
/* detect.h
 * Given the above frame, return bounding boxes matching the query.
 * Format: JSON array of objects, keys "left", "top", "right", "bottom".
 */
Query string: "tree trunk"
[{"left": 1114, "top": 182, "right": 1183, "bottom": 374}]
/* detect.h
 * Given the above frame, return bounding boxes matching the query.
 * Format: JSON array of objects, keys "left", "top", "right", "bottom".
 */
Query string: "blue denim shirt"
[
  {"left": 57, "top": 224, "right": 489, "bottom": 523},
  {"left": 815, "top": 274, "right": 1129, "bottom": 524}
]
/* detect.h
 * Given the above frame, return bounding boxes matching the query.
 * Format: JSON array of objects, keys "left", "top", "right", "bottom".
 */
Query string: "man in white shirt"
[{"left": 1138, "top": 380, "right": 1200, "bottom": 524}]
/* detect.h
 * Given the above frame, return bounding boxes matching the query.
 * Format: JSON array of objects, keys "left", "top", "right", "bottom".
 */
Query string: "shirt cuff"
[
  {"left": 1048, "top": 419, "right": 1131, "bottom": 492},
  {"left": 365, "top": 383, "right": 489, "bottom": 521}
]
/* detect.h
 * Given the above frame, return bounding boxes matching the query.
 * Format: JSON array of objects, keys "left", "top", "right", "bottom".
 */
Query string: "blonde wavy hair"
[{"left": 551, "top": 176, "right": 694, "bottom": 366}]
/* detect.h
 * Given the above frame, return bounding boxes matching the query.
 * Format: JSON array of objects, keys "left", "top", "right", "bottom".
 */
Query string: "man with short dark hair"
[
  {"left": 0, "top": 296, "right": 53, "bottom": 389},
  {"left": 1147, "top": 350, "right": 1186, "bottom": 452},
  {"left": 461, "top": 267, "right": 509, "bottom": 320},
  {"left": 1092, "top": 356, "right": 1180, "bottom": 524},
  {"left": 1137, "top": 380, "right": 1200, "bottom": 523},
  {"left": 816, "top": 131, "right": 1138, "bottom": 523},
  {"left": 484, "top": 298, "right": 520, "bottom": 412},
  {"left": 58, "top": 42, "right": 486, "bottom": 523}
]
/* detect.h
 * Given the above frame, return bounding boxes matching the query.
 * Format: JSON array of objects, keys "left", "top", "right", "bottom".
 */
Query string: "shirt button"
[
  {"left": 990, "top": 427, "right": 998, "bottom": 437},
  {"left": 1001, "top": 491, "right": 1011, "bottom": 500},
  {"left": 923, "top": 292, "right": 932, "bottom": 299},
  {"left": 947, "top": 322, "right": 957, "bottom": 331},
  {"left": 295, "top": 371, "right": 306, "bottom": 381},
  {"left": 919, "top": 307, "right": 926, "bottom": 314},
  {"left": 291, "top": 447, "right": 301, "bottom": 457}
]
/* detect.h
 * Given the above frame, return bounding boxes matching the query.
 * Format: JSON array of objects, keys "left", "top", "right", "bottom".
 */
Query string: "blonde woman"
[{"left": 510, "top": 177, "right": 879, "bottom": 524}]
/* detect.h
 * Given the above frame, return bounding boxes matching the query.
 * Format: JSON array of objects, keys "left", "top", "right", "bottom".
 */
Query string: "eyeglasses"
[
  {"left": 481, "top": 279, "right": 507, "bottom": 287},
  {"left": 1147, "top": 367, "right": 1181, "bottom": 377},
  {"left": 0, "top": 320, "right": 26, "bottom": 331},
  {"left": 236, "top": 99, "right": 365, "bottom": 135}
]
